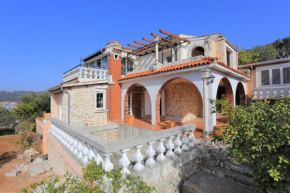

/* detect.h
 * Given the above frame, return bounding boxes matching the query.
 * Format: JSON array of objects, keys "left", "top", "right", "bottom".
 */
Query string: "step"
[
  {"left": 182, "top": 170, "right": 256, "bottom": 193},
  {"left": 220, "top": 160, "right": 253, "bottom": 176},
  {"left": 200, "top": 166, "right": 254, "bottom": 188}
]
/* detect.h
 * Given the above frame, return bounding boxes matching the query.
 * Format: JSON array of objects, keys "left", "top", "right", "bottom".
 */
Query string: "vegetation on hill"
[
  {"left": 14, "top": 92, "right": 50, "bottom": 122},
  {"left": 0, "top": 91, "right": 32, "bottom": 102},
  {"left": 212, "top": 98, "right": 290, "bottom": 193},
  {"left": 0, "top": 106, "right": 16, "bottom": 128},
  {"left": 239, "top": 36, "right": 290, "bottom": 65}
]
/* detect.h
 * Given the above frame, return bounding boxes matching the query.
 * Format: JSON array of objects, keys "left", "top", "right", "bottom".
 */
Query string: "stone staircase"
[{"left": 182, "top": 160, "right": 257, "bottom": 193}]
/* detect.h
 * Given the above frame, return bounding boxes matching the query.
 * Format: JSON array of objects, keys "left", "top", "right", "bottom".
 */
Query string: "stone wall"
[
  {"left": 92, "top": 128, "right": 119, "bottom": 141},
  {"left": 164, "top": 82, "right": 203, "bottom": 122},
  {"left": 215, "top": 39, "right": 226, "bottom": 64},
  {"left": 51, "top": 93, "right": 59, "bottom": 118},
  {"left": 48, "top": 139, "right": 81, "bottom": 177},
  {"left": 61, "top": 85, "right": 107, "bottom": 128}
]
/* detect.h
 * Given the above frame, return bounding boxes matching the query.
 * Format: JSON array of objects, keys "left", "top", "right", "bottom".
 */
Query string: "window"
[
  {"left": 96, "top": 91, "right": 106, "bottom": 110},
  {"left": 283, "top": 67, "right": 290, "bottom": 84},
  {"left": 96, "top": 59, "right": 101, "bottom": 68},
  {"left": 121, "top": 58, "right": 133, "bottom": 75},
  {"left": 167, "top": 56, "right": 172, "bottom": 63},
  {"left": 226, "top": 51, "right": 231, "bottom": 66},
  {"left": 114, "top": 55, "right": 118, "bottom": 59},
  {"left": 272, "top": 69, "right": 280, "bottom": 84},
  {"left": 261, "top": 70, "right": 270, "bottom": 85},
  {"left": 191, "top": 47, "right": 204, "bottom": 57},
  {"left": 128, "top": 94, "right": 131, "bottom": 115}
]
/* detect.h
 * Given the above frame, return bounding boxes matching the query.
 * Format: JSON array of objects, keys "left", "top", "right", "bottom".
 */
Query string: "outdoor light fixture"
[{"left": 206, "top": 74, "right": 215, "bottom": 85}]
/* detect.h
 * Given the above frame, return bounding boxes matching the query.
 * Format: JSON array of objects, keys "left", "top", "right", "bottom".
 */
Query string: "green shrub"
[
  {"left": 15, "top": 121, "right": 34, "bottom": 134},
  {"left": 23, "top": 160, "right": 155, "bottom": 193},
  {"left": 214, "top": 98, "right": 290, "bottom": 192}
]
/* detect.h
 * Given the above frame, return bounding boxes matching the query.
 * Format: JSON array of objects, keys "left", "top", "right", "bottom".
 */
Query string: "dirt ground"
[{"left": 0, "top": 134, "right": 51, "bottom": 193}]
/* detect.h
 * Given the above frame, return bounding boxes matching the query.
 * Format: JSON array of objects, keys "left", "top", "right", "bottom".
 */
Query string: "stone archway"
[
  {"left": 124, "top": 84, "right": 152, "bottom": 123},
  {"left": 236, "top": 82, "right": 246, "bottom": 106},
  {"left": 155, "top": 78, "right": 203, "bottom": 124},
  {"left": 216, "top": 77, "right": 234, "bottom": 105}
]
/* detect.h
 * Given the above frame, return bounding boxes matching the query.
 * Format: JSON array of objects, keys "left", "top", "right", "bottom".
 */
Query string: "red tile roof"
[{"left": 119, "top": 57, "right": 249, "bottom": 81}]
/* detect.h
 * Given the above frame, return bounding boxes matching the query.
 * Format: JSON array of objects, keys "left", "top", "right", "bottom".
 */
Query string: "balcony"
[
  {"left": 253, "top": 86, "right": 290, "bottom": 99},
  {"left": 63, "top": 65, "right": 108, "bottom": 83}
]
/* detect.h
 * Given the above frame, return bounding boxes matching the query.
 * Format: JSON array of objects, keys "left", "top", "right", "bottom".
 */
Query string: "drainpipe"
[
  {"left": 251, "top": 65, "right": 254, "bottom": 104},
  {"left": 61, "top": 86, "right": 70, "bottom": 124},
  {"left": 107, "top": 75, "right": 113, "bottom": 121}
]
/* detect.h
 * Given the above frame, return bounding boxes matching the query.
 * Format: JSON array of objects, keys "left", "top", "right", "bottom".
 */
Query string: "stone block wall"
[
  {"left": 92, "top": 128, "right": 119, "bottom": 141},
  {"left": 215, "top": 39, "right": 226, "bottom": 64},
  {"left": 164, "top": 82, "right": 203, "bottom": 122},
  {"left": 61, "top": 85, "right": 107, "bottom": 127},
  {"left": 51, "top": 93, "right": 59, "bottom": 119}
]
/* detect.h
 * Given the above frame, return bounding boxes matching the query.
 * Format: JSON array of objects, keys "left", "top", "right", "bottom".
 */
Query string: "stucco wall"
[
  {"left": 61, "top": 85, "right": 107, "bottom": 127},
  {"left": 164, "top": 82, "right": 203, "bottom": 122}
]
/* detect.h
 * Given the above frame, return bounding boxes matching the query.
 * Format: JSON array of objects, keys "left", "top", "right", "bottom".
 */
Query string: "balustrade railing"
[
  {"left": 63, "top": 67, "right": 108, "bottom": 82},
  {"left": 50, "top": 118, "right": 196, "bottom": 176},
  {"left": 253, "top": 86, "right": 290, "bottom": 99}
]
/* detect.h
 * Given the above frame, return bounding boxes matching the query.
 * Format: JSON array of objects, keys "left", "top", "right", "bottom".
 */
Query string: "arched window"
[
  {"left": 121, "top": 58, "right": 133, "bottom": 75},
  {"left": 191, "top": 47, "right": 205, "bottom": 57}
]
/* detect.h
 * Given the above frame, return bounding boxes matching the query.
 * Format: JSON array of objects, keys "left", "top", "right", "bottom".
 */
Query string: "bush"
[
  {"left": 23, "top": 160, "right": 155, "bottom": 193},
  {"left": 215, "top": 98, "right": 290, "bottom": 192},
  {"left": 14, "top": 92, "right": 50, "bottom": 122},
  {"left": 15, "top": 121, "right": 34, "bottom": 134},
  {"left": 0, "top": 106, "right": 16, "bottom": 128}
]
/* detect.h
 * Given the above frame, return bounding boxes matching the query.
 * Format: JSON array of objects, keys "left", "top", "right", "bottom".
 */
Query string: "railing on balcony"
[
  {"left": 253, "top": 86, "right": 290, "bottom": 99},
  {"left": 50, "top": 118, "right": 196, "bottom": 177},
  {"left": 63, "top": 66, "right": 108, "bottom": 82}
]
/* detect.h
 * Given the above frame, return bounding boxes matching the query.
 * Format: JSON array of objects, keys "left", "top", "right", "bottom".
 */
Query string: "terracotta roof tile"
[{"left": 119, "top": 57, "right": 249, "bottom": 81}]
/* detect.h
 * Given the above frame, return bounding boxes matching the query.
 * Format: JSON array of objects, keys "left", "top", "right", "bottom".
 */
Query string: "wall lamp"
[{"left": 206, "top": 74, "right": 215, "bottom": 85}]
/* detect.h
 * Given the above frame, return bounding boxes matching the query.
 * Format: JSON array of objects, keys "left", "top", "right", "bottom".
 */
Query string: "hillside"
[{"left": 0, "top": 91, "right": 32, "bottom": 102}]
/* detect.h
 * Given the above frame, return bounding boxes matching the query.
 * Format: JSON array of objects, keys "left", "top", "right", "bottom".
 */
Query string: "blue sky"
[{"left": 0, "top": 0, "right": 289, "bottom": 91}]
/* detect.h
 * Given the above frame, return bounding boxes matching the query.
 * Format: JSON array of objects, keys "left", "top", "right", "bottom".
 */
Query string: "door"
[{"left": 132, "top": 93, "right": 142, "bottom": 117}]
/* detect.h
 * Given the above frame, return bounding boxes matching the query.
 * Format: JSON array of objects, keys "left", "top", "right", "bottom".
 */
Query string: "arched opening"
[
  {"left": 191, "top": 47, "right": 205, "bottom": 57},
  {"left": 124, "top": 84, "right": 151, "bottom": 124},
  {"left": 121, "top": 58, "right": 133, "bottom": 75},
  {"left": 216, "top": 77, "right": 234, "bottom": 123},
  {"left": 236, "top": 82, "right": 246, "bottom": 106},
  {"left": 156, "top": 78, "right": 203, "bottom": 125}
]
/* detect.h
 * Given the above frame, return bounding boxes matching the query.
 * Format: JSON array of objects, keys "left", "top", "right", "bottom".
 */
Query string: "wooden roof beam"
[
  {"left": 151, "top": 33, "right": 177, "bottom": 45},
  {"left": 159, "top": 29, "right": 190, "bottom": 44},
  {"left": 134, "top": 41, "right": 148, "bottom": 46},
  {"left": 128, "top": 44, "right": 141, "bottom": 49},
  {"left": 142, "top": 37, "right": 155, "bottom": 43}
]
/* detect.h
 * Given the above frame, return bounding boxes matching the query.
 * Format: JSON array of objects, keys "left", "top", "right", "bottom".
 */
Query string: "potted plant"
[
  {"left": 125, "top": 115, "right": 134, "bottom": 123},
  {"left": 164, "top": 120, "right": 176, "bottom": 129}
]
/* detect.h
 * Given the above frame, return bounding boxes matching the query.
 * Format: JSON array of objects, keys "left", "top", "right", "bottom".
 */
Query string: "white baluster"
[
  {"left": 174, "top": 134, "right": 182, "bottom": 154},
  {"left": 145, "top": 141, "right": 156, "bottom": 168},
  {"left": 266, "top": 91, "right": 270, "bottom": 98},
  {"left": 133, "top": 145, "right": 144, "bottom": 173},
  {"left": 103, "top": 153, "right": 113, "bottom": 172},
  {"left": 73, "top": 138, "right": 79, "bottom": 155},
  {"left": 253, "top": 91, "right": 257, "bottom": 99},
  {"left": 77, "top": 141, "right": 84, "bottom": 160},
  {"left": 188, "top": 128, "right": 196, "bottom": 149},
  {"left": 273, "top": 90, "right": 277, "bottom": 98},
  {"left": 259, "top": 91, "right": 264, "bottom": 98},
  {"left": 280, "top": 90, "right": 284, "bottom": 97},
  {"left": 69, "top": 136, "right": 75, "bottom": 153},
  {"left": 82, "top": 144, "right": 89, "bottom": 164},
  {"left": 165, "top": 136, "right": 174, "bottom": 158},
  {"left": 63, "top": 132, "right": 68, "bottom": 148},
  {"left": 181, "top": 131, "right": 189, "bottom": 151},
  {"left": 156, "top": 138, "right": 166, "bottom": 163},
  {"left": 119, "top": 148, "right": 130, "bottom": 179},
  {"left": 60, "top": 130, "right": 65, "bottom": 144}
]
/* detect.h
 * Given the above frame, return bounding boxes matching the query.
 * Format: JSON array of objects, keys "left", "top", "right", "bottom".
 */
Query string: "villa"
[{"left": 37, "top": 30, "right": 263, "bottom": 192}]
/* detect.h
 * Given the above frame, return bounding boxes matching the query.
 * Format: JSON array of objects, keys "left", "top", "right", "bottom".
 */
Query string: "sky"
[{"left": 0, "top": 0, "right": 289, "bottom": 91}]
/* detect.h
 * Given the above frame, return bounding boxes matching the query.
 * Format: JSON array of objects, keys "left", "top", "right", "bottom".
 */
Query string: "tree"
[
  {"left": 238, "top": 49, "right": 259, "bottom": 65},
  {"left": 14, "top": 92, "right": 50, "bottom": 122},
  {"left": 0, "top": 106, "right": 16, "bottom": 128},
  {"left": 214, "top": 98, "right": 290, "bottom": 192},
  {"left": 23, "top": 160, "right": 155, "bottom": 193}
]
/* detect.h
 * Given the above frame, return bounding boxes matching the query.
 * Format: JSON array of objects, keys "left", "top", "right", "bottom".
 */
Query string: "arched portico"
[
  {"left": 155, "top": 77, "right": 203, "bottom": 125},
  {"left": 236, "top": 82, "right": 246, "bottom": 106},
  {"left": 123, "top": 83, "right": 152, "bottom": 123}
]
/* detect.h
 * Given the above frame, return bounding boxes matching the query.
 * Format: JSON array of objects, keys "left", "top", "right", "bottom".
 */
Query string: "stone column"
[{"left": 201, "top": 69, "right": 210, "bottom": 138}]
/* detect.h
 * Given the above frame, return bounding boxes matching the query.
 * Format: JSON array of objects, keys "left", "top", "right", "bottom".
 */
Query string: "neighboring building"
[
  {"left": 239, "top": 58, "right": 290, "bottom": 101},
  {"left": 48, "top": 30, "right": 249, "bottom": 134}
]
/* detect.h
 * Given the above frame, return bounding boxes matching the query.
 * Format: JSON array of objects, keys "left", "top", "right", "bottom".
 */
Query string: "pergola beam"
[
  {"left": 159, "top": 29, "right": 190, "bottom": 44},
  {"left": 151, "top": 33, "right": 177, "bottom": 45},
  {"left": 142, "top": 37, "right": 155, "bottom": 43}
]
